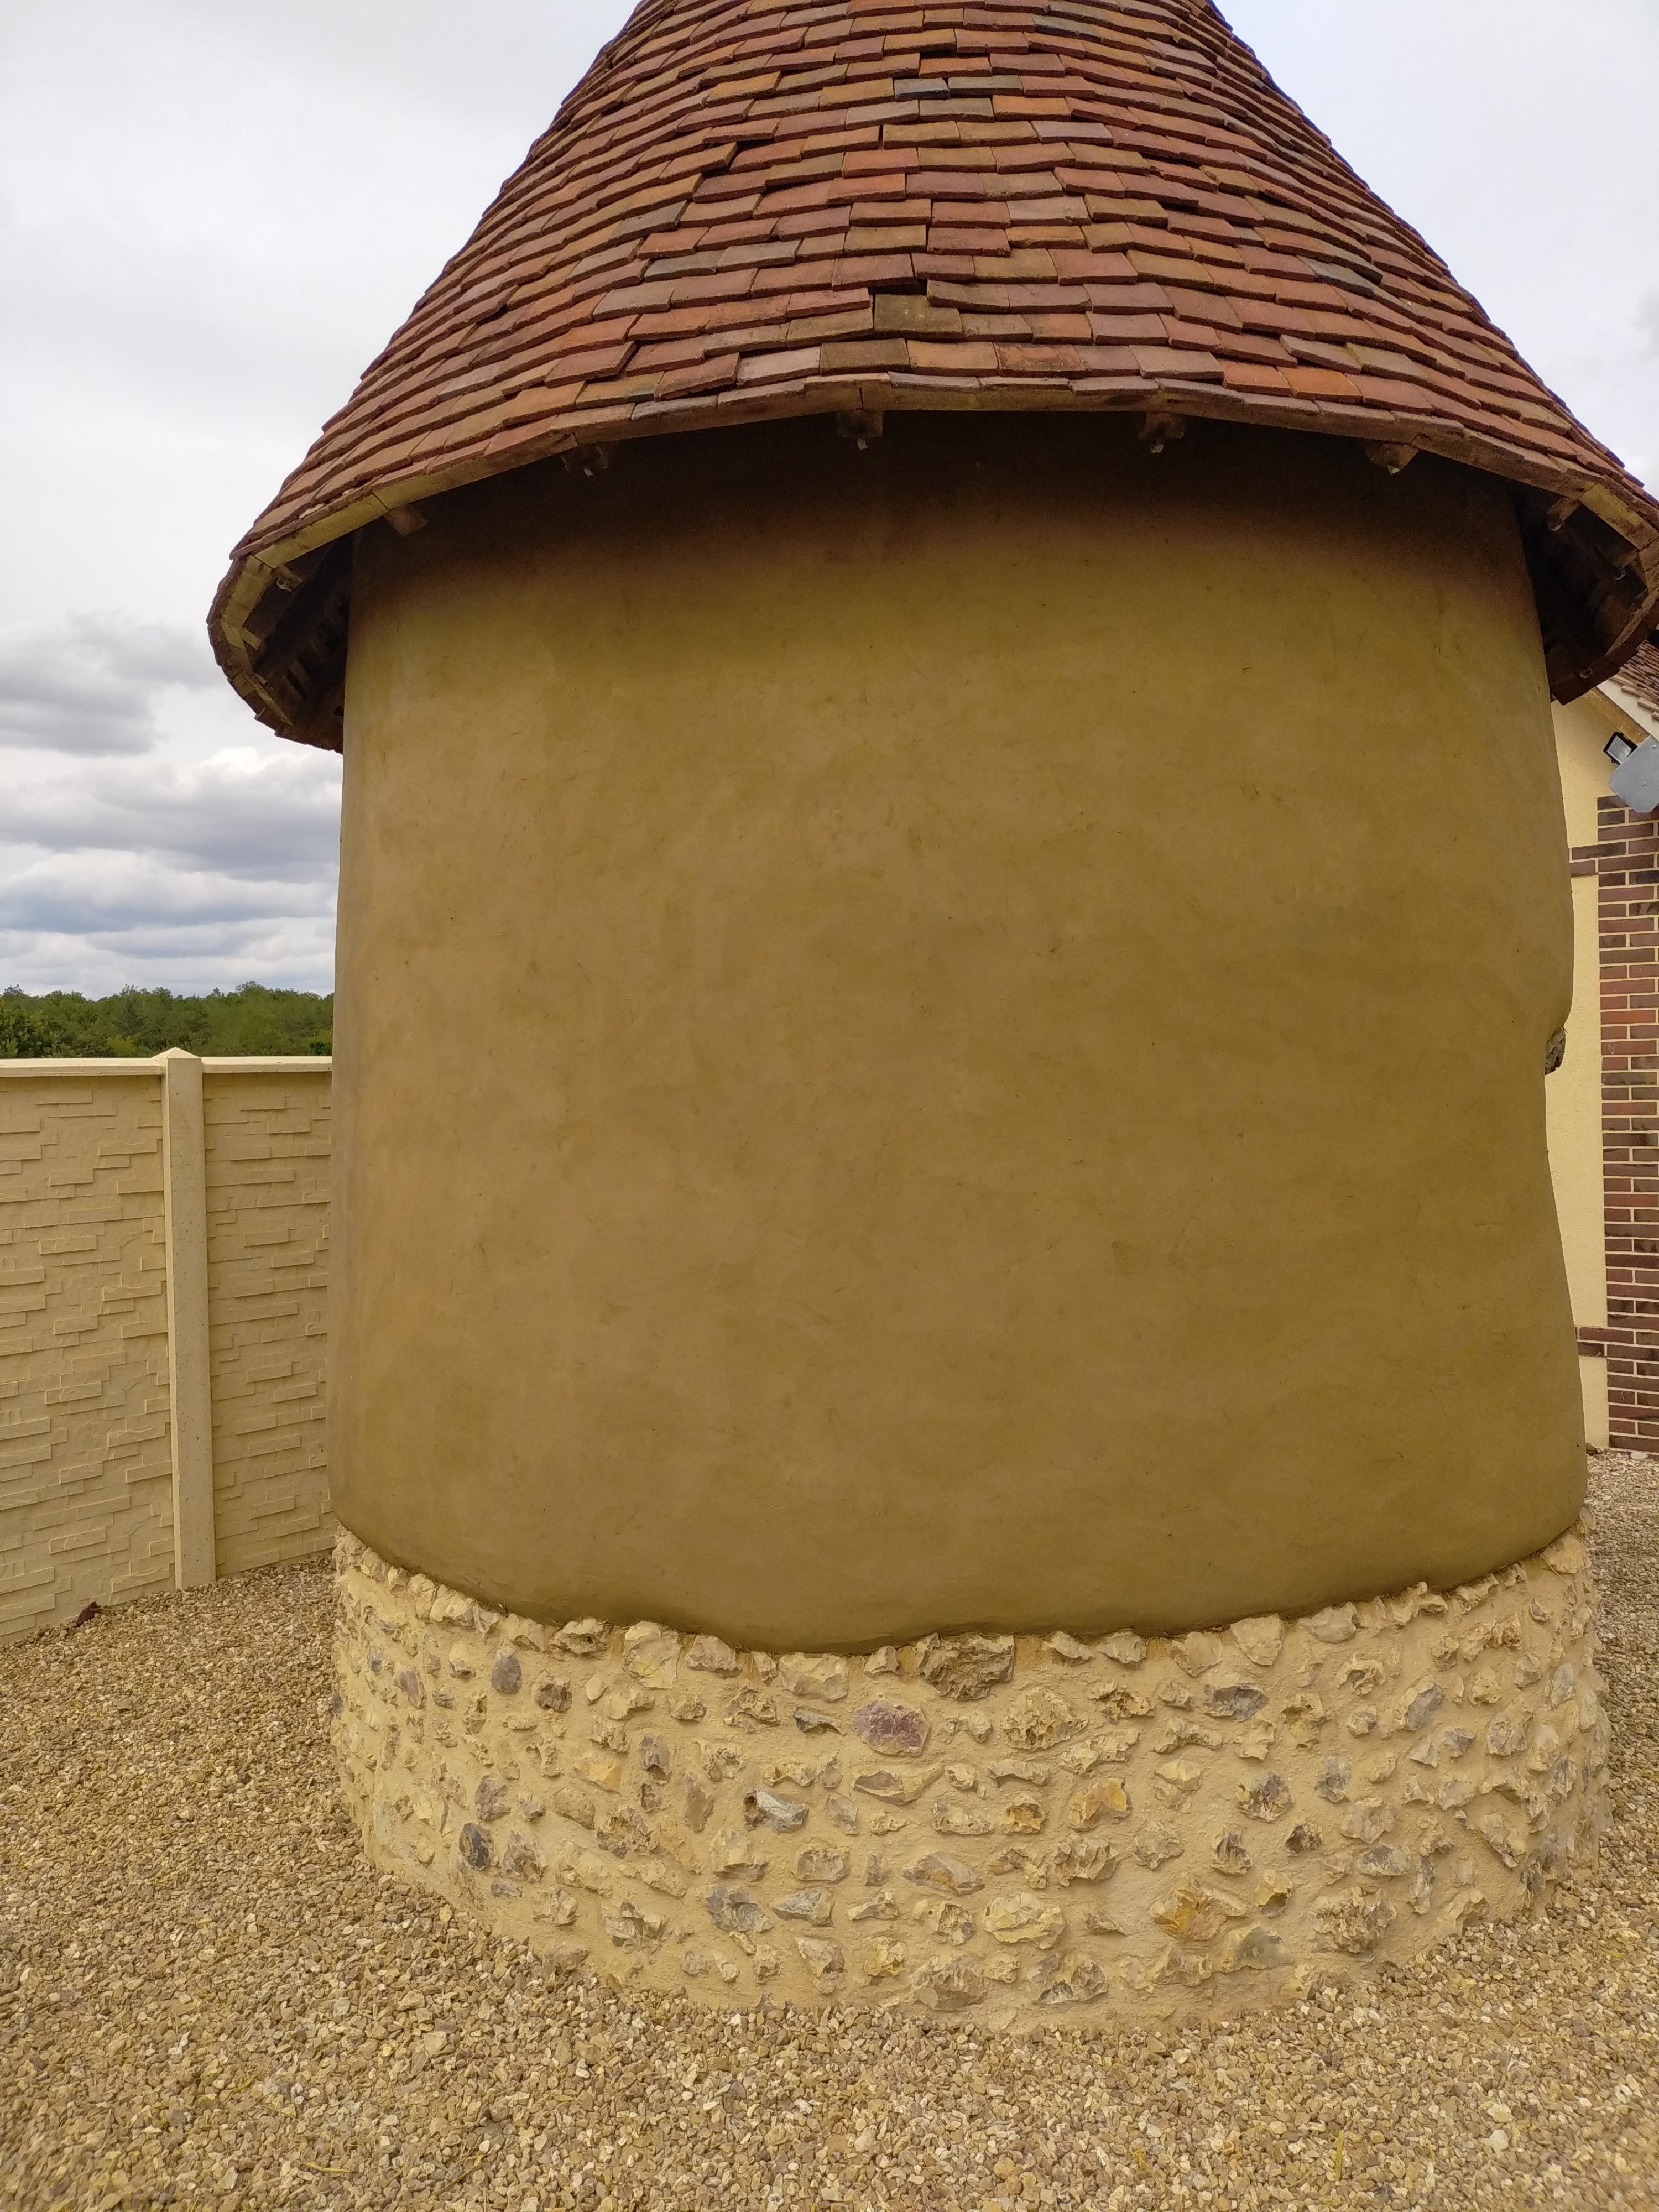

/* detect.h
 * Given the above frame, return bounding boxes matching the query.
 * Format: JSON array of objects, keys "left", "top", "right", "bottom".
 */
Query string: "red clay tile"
[{"left": 213, "top": 0, "right": 1659, "bottom": 744}]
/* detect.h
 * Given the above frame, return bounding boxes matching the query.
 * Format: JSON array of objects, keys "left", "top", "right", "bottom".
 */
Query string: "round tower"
[{"left": 213, "top": 0, "right": 1656, "bottom": 2018}]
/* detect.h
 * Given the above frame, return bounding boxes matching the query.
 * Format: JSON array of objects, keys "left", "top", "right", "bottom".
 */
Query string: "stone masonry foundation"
[{"left": 333, "top": 1530, "right": 1605, "bottom": 2025}]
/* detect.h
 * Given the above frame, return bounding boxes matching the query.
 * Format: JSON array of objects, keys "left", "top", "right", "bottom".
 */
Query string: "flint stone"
[
  {"left": 1237, "top": 1773, "right": 1293, "bottom": 1823},
  {"left": 711, "top": 1830, "right": 768, "bottom": 1877},
  {"left": 912, "top": 1955, "right": 986, "bottom": 2010},
  {"left": 1066, "top": 1777, "right": 1131, "bottom": 1830},
  {"left": 1051, "top": 1837, "right": 1117, "bottom": 1885},
  {"left": 1401, "top": 1680, "right": 1445, "bottom": 1731},
  {"left": 1225, "top": 1926, "right": 1288, "bottom": 1971},
  {"left": 706, "top": 1884, "right": 772, "bottom": 1933},
  {"left": 534, "top": 1674, "right": 572, "bottom": 1712},
  {"left": 685, "top": 1634, "right": 740, "bottom": 1674},
  {"left": 1340, "top": 1798, "right": 1395, "bottom": 1844},
  {"left": 1315, "top": 1757, "right": 1351, "bottom": 1803},
  {"left": 1045, "top": 1631, "right": 1094, "bottom": 1665},
  {"left": 490, "top": 1650, "right": 523, "bottom": 1696},
  {"left": 623, "top": 1622, "right": 679, "bottom": 1688},
  {"left": 552, "top": 1785, "right": 596, "bottom": 1829},
  {"left": 917, "top": 1634, "right": 1016, "bottom": 1701},
  {"left": 475, "top": 1775, "right": 512, "bottom": 1823},
  {"left": 1302, "top": 1604, "right": 1359, "bottom": 1645},
  {"left": 397, "top": 1667, "right": 424, "bottom": 1707},
  {"left": 1486, "top": 1712, "right": 1532, "bottom": 1758},
  {"left": 555, "top": 1619, "right": 609, "bottom": 1657},
  {"left": 1154, "top": 1760, "right": 1205, "bottom": 1806},
  {"left": 849, "top": 1889, "right": 899, "bottom": 1921},
  {"left": 458, "top": 1823, "right": 491, "bottom": 1870},
  {"left": 796, "top": 1844, "right": 848, "bottom": 1884},
  {"left": 1152, "top": 1880, "right": 1246, "bottom": 1943},
  {"left": 904, "top": 1851, "right": 984, "bottom": 1897},
  {"left": 1003, "top": 1687, "right": 1084, "bottom": 1751},
  {"left": 1212, "top": 1829, "right": 1252, "bottom": 1875},
  {"left": 603, "top": 1900, "right": 665, "bottom": 1947},
  {"left": 853, "top": 1764, "right": 941, "bottom": 1806},
  {"left": 1132, "top": 1825, "right": 1184, "bottom": 1870},
  {"left": 852, "top": 1698, "right": 931, "bottom": 1757},
  {"left": 777, "top": 1653, "right": 850, "bottom": 1703},
  {"left": 1169, "top": 1632, "right": 1222, "bottom": 1678},
  {"left": 681, "top": 1776, "right": 714, "bottom": 1833},
  {"left": 744, "top": 1788, "right": 808, "bottom": 1832},
  {"left": 1230, "top": 1614, "right": 1286, "bottom": 1668},
  {"left": 499, "top": 1832, "right": 545, "bottom": 1881},
  {"left": 984, "top": 1891, "right": 1065, "bottom": 1949},
  {"left": 796, "top": 1937, "right": 845, "bottom": 1979},
  {"left": 773, "top": 1888, "right": 834, "bottom": 1925},
  {"left": 1315, "top": 1892, "right": 1397, "bottom": 1957},
  {"left": 1035, "top": 1954, "right": 1109, "bottom": 2005},
  {"left": 1097, "top": 1632, "right": 1146, "bottom": 1667},
  {"left": 794, "top": 1708, "right": 840, "bottom": 1734},
  {"left": 863, "top": 1937, "right": 907, "bottom": 1979},
  {"left": 1357, "top": 1844, "right": 1416, "bottom": 1880},
  {"left": 724, "top": 1687, "right": 780, "bottom": 1730},
  {"left": 1203, "top": 1677, "right": 1268, "bottom": 1721}
]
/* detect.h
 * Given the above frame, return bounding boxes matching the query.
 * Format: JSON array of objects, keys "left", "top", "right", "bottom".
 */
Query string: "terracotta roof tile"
[{"left": 212, "top": 0, "right": 1659, "bottom": 747}]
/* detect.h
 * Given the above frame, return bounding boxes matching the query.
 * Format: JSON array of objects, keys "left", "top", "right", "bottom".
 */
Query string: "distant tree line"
[{"left": 0, "top": 983, "right": 333, "bottom": 1060}]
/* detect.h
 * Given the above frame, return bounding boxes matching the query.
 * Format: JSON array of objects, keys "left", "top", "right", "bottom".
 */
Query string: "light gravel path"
[{"left": 2, "top": 1455, "right": 1656, "bottom": 2212}]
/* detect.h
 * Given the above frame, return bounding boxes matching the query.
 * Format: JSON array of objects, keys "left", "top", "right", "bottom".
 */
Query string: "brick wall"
[
  {"left": 0, "top": 1060, "right": 333, "bottom": 1642},
  {"left": 1579, "top": 801, "right": 1659, "bottom": 1447}
]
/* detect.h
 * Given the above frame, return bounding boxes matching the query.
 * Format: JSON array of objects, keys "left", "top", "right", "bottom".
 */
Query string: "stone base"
[{"left": 333, "top": 1531, "right": 1606, "bottom": 2026}]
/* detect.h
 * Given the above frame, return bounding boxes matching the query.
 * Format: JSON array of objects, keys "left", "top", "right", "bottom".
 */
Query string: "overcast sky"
[{"left": 2, "top": 0, "right": 1655, "bottom": 997}]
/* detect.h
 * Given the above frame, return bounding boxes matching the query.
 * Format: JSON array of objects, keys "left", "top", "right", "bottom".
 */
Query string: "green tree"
[{"left": 0, "top": 983, "right": 332, "bottom": 1059}]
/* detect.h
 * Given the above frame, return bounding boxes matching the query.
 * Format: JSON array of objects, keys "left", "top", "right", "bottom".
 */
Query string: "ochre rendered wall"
[
  {"left": 1548, "top": 695, "right": 1615, "bottom": 1449},
  {"left": 336, "top": 415, "right": 1582, "bottom": 1647}
]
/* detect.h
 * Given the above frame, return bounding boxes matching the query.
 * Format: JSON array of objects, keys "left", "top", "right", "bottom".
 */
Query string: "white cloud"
[
  {"left": 3, "top": 742, "right": 340, "bottom": 875},
  {"left": 0, "top": 737, "right": 340, "bottom": 993},
  {"left": 0, "top": 613, "right": 219, "bottom": 755},
  {"left": 1, "top": 1, "right": 1655, "bottom": 993}
]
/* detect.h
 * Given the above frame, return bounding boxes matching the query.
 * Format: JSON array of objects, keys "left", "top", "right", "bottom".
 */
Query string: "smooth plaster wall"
[{"left": 336, "top": 414, "right": 1583, "bottom": 1646}]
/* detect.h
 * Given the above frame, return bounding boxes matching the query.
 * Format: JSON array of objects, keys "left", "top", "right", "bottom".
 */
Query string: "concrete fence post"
[{"left": 156, "top": 1050, "right": 216, "bottom": 1588}]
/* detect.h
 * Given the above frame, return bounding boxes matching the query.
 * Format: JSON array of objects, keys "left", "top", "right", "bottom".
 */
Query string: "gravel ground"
[{"left": 2, "top": 1457, "right": 1655, "bottom": 2212}]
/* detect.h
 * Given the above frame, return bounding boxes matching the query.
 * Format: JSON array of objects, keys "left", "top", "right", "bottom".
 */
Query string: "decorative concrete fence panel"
[{"left": 0, "top": 1056, "right": 331, "bottom": 1642}]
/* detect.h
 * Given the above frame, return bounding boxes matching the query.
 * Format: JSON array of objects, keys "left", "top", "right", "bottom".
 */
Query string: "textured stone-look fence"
[{"left": 0, "top": 1055, "right": 331, "bottom": 1642}]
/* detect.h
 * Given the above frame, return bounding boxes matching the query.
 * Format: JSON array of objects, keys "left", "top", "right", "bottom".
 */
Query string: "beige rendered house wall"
[
  {"left": 1549, "top": 697, "right": 1616, "bottom": 1448},
  {"left": 0, "top": 1057, "right": 332, "bottom": 1642}
]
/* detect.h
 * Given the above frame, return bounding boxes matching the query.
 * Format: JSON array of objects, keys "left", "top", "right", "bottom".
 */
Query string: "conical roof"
[{"left": 211, "top": 0, "right": 1659, "bottom": 747}]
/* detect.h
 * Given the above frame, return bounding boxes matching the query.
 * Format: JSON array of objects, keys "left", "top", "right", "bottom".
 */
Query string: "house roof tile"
[{"left": 210, "top": 0, "right": 1659, "bottom": 747}]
